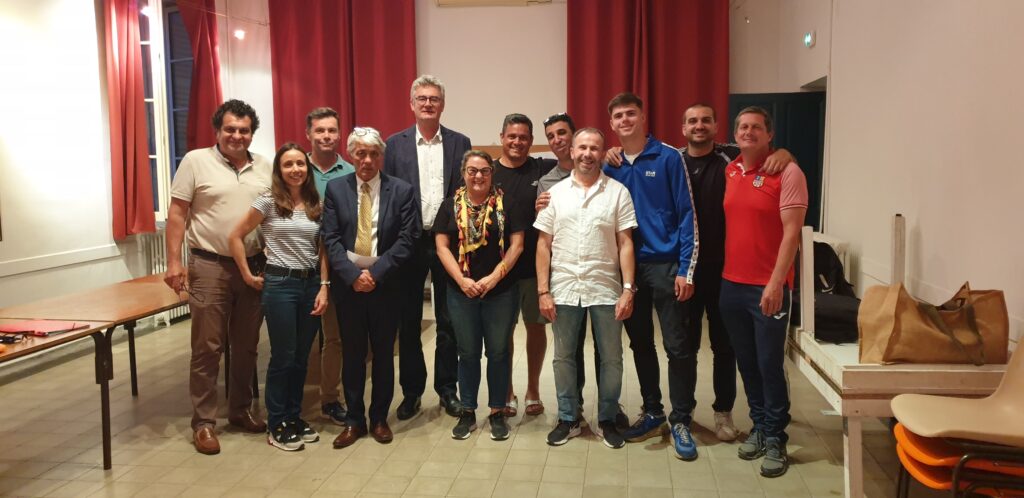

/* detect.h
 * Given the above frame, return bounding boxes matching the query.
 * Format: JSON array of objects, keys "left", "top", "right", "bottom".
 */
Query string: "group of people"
[{"left": 163, "top": 74, "right": 807, "bottom": 478}]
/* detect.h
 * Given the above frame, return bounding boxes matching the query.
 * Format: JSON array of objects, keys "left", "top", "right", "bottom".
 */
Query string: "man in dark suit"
[
  {"left": 384, "top": 75, "right": 472, "bottom": 419},
  {"left": 323, "top": 127, "right": 420, "bottom": 448}
]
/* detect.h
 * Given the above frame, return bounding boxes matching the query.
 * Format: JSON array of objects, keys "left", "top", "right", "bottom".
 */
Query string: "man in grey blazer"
[
  {"left": 384, "top": 75, "right": 472, "bottom": 419},
  {"left": 323, "top": 127, "right": 420, "bottom": 447}
]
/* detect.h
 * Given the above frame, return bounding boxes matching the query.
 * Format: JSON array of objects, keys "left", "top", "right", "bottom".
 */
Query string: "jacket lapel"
[
  {"left": 440, "top": 126, "right": 456, "bottom": 195},
  {"left": 377, "top": 175, "right": 393, "bottom": 251}
]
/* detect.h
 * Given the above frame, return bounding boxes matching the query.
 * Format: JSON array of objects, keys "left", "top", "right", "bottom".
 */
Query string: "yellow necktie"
[{"left": 355, "top": 183, "right": 373, "bottom": 256}]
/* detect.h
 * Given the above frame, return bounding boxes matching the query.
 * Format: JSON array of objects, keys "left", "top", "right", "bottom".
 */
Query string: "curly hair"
[{"left": 212, "top": 99, "right": 260, "bottom": 133}]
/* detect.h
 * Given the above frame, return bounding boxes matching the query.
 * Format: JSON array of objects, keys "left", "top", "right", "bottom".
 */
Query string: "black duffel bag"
[{"left": 814, "top": 292, "right": 860, "bottom": 344}]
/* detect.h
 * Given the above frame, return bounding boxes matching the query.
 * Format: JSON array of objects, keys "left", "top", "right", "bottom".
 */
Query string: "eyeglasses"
[
  {"left": 414, "top": 96, "right": 442, "bottom": 105},
  {"left": 543, "top": 112, "right": 570, "bottom": 127},
  {"left": 0, "top": 334, "right": 26, "bottom": 344},
  {"left": 465, "top": 167, "right": 493, "bottom": 177},
  {"left": 352, "top": 126, "right": 380, "bottom": 138},
  {"left": 181, "top": 281, "right": 205, "bottom": 303}
]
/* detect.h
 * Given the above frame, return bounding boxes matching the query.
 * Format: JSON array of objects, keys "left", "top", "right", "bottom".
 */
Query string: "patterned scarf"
[{"left": 454, "top": 185, "right": 505, "bottom": 276}]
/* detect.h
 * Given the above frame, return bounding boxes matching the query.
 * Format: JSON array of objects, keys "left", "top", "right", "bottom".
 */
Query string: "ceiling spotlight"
[{"left": 233, "top": 29, "right": 246, "bottom": 40}]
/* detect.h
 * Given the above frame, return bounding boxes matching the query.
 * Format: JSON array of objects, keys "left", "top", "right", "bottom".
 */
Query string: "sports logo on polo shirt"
[
  {"left": 645, "top": 170, "right": 656, "bottom": 178},
  {"left": 753, "top": 175, "right": 765, "bottom": 188}
]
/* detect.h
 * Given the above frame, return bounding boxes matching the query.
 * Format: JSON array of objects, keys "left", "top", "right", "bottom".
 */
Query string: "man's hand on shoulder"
[
  {"left": 605, "top": 147, "right": 623, "bottom": 167},
  {"left": 535, "top": 192, "right": 551, "bottom": 212},
  {"left": 762, "top": 148, "right": 796, "bottom": 175}
]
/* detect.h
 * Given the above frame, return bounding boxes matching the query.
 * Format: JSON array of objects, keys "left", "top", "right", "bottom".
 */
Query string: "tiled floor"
[{"left": 0, "top": 308, "right": 943, "bottom": 497}]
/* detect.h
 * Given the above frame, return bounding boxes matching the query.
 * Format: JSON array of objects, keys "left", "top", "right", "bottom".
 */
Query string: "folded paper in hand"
[{"left": 347, "top": 251, "right": 378, "bottom": 270}]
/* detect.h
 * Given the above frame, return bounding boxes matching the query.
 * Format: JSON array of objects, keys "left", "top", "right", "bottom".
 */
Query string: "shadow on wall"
[{"left": 0, "top": 136, "right": 7, "bottom": 241}]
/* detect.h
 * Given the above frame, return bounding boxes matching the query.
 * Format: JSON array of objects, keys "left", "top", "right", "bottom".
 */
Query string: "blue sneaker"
[
  {"left": 622, "top": 412, "right": 667, "bottom": 442},
  {"left": 671, "top": 423, "right": 698, "bottom": 461}
]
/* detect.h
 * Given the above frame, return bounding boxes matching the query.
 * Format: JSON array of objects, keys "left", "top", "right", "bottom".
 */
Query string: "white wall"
[
  {"left": 730, "top": 0, "right": 830, "bottom": 93},
  {"left": 732, "top": 0, "right": 1023, "bottom": 348},
  {"left": 0, "top": 0, "right": 135, "bottom": 306},
  {"left": 825, "top": 0, "right": 1023, "bottom": 347},
  {"left": 415, "top": 0, "right": 567, "bottom": 145}
]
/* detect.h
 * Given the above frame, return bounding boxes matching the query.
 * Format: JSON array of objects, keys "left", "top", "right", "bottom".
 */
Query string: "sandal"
[
  {"left": 504, "top": 396, "right": 519, "bottom": 417},
  {"left": 525, "top": 399, "right": 544, "bottom": 416}
]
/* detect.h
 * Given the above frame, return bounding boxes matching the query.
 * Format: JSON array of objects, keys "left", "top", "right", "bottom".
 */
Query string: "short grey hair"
[
  {"left": 410, "top": 74, "right": 445, "bottom": 101},
  {"left": 346, "top": 127, "right": 386, "bottom": 155}
]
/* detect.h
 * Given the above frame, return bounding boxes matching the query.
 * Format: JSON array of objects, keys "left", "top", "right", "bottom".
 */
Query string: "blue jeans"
[
  {"left": 718, "top": 279, "right": 792, "bottom": 443},
  {"left": 552, "top": 304, "right": 623, "bottom": 423},
  {"left": 262, "top": 273, "right": 321, "bottom": 428},
  {"left": 447, "top": 283, "right": 518, "bottom": 411}
]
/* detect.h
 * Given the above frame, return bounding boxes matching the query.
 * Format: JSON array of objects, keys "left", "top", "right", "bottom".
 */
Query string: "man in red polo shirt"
[{"left": 720, "top": 106, "right": 807, "bottom": 478}]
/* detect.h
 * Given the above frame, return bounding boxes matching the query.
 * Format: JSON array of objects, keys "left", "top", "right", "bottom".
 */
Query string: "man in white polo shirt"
[
  {"left": 535, "top": 127, "right": 638, "bottom": 449},
  {"left": 164, "top": 99, "right": 272, "bottom": 455}
]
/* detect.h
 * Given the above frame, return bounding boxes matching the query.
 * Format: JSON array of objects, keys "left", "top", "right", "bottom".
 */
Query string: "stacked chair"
[{"left": 890, "top": 349, "right": 1024, "bottom": 497}]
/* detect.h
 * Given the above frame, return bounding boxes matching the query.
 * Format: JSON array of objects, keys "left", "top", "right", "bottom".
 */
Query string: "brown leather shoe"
[
  {"left": 228, "top": 412, "right": 267, "bottom": 433},
  {"left": 193, "top": 427, "right": 220, "bottom": 455},
  {"left": 332, "top": 424, "right": 367, "bottom": 449},
  {"left": 370, "top": 421, "right": 393, "bottom": 444}
]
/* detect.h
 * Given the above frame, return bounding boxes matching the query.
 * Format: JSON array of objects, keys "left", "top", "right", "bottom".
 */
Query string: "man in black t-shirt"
[
  {"left": 491, "top": 113, "right": 554, "bottom": 417},
  {"left": 676, "top": 103, "right": 794, "bottom": 444}
]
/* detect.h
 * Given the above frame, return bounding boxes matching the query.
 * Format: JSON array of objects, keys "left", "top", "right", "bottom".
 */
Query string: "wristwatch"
[
  {"left": 320, "top": 280, "right": 331, "bottom": 286},
  {"left": 623, "top": 283, "right": 636, "bottom": 293}
]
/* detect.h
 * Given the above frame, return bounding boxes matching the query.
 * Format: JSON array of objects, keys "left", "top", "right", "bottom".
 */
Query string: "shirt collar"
[
  {"left": 214, "top": 145, "right": 253, "bottom": 170},
  {"left": 415, "top": 127, "right": 443, "bottom": 145},
  {"left": 308, "top": 152, "right": 351, "bottom": 175},
  {"left": 735, "top": 149, "right": 773, "bottom": 173},
  {"left": 569, "top": 170, "right": 607, "bottom": 190},
  {"left": 356, "top": 173, "right": 382, "bottom": 193}
]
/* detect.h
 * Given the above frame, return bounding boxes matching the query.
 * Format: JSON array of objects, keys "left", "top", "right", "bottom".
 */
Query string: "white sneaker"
[{"left": 714, "top": 411, "right": 738, "bottom": 441}]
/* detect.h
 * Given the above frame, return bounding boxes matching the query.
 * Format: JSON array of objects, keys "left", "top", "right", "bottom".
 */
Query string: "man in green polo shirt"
[{"left": 305, "top": 107, "right": 354, "bottom": 427}]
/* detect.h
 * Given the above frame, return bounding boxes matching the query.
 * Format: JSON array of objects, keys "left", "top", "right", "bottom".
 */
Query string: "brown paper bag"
[{"left": 858, "top": 282, "right": 1008, "bottom": 365}]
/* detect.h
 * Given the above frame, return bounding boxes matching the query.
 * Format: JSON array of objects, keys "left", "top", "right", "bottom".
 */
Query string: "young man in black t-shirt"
[
  {"left": 491, "top": 113, "right": 554, "bottom": 417},
  {"left": 676, "top": 103, "right": 794, "bottom": 446}
]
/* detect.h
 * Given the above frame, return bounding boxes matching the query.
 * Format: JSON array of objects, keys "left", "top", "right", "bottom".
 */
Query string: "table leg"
[
  {"left": 844, "top": 416, "right": 865, "bottom": 498},
  {"left": 125, "top": 320, "right": 138, "bottom": 396},
  {"left": 91, "top": 330, "right": 113, "bottom": 470}
]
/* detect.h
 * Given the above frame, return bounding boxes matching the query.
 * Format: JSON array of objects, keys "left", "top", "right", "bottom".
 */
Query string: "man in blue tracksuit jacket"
[{"left": 602, "top": 92, "right": 701, "bottom": 461}]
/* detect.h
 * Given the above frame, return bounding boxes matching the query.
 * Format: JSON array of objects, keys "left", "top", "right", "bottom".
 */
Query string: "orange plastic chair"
[
  {"left": 891, "top": 349, "right": 1024, "bottom": 497},
  {"left": 891, "top": 348, "right": 1024, "bottom": 447},
  {"left": 895, "top": 424, "right": 1024, "bottom": 477},
  {"left": 894, "top": 423, "right": 1024, "bottom": 497}
]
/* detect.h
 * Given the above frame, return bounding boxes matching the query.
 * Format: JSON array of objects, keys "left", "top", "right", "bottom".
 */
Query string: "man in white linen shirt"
[{"left": 535, "top": 127, "right": 637, "bottom": 449}]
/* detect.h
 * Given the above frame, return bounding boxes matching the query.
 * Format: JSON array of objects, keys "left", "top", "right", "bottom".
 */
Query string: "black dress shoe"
[
  {"left": 439, "top": 392, "right": 462, "bottom": 417},
  {"left": 396, "top": 396, "right": 422, "bottom": 420}
]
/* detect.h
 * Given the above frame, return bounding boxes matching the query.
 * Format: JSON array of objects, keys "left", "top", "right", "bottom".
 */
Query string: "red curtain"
[
  {"left": 268, "top": 0, "right": 417, "bottom": 145},
  {"left": 105, "top": 0, "right": 156, "bottom": 240},
  {"left": 567, "top": 0, "right": 730, "bottom": 146},
  {"left": 177, "top": 0, "right": 223, "bottom": 150}
]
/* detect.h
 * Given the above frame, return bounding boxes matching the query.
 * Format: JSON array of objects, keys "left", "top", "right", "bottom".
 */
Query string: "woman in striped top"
[{"left": 229, "top": 142, "right": 329, "bottom": 452}]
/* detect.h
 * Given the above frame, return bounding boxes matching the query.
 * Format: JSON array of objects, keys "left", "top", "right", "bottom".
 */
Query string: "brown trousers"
[
  {"left": 188, "top": 256, "right": 263, "bottom": 430},
  {"left": 319, "top": 294, "right": 343, "bottom": 403}
]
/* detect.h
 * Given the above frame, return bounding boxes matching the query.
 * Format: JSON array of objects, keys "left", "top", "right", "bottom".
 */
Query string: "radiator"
[{"left": 138, "top": 228, "right": 190, "bottom": 325}]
